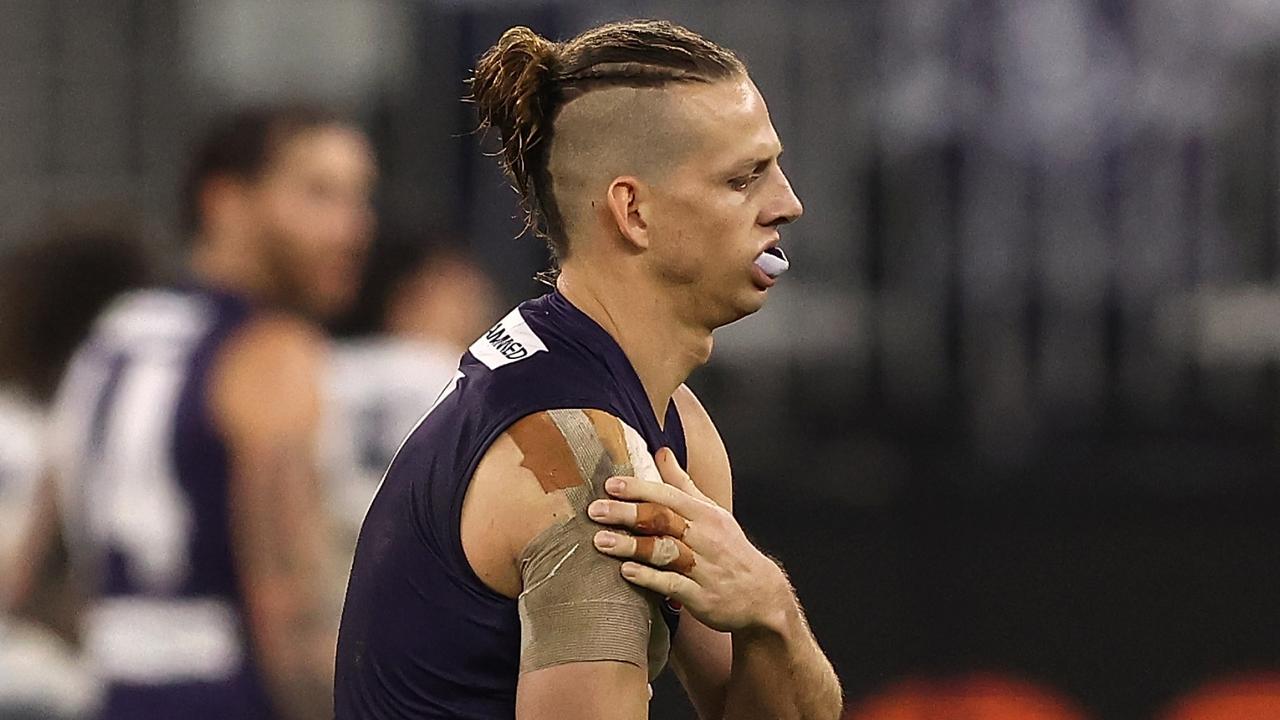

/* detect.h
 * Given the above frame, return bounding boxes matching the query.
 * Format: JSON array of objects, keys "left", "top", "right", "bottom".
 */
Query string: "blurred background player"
[
  {"left": 13, "top": 104, "right": 377, "bottom": 720},
  {"left": 323, "top": 237, "right": 498, "bottom": 555},
  {"left": 378, "top": 242, "right": 501, "bottom": 357},
  {"left": 0, "top": 218, "right": 155, "bottom": 720}
]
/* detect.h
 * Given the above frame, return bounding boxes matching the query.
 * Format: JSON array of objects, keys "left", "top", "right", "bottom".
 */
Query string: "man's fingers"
[
  {"left": 587, "top": 497, "right": 636, "bottom": 527},
  {"left": 654, "top": 447, "right": 706, "bottom": 500},
  {"left": 594, "top": 531, "right": 697, "bottom": 574},
  {"left": 620, "top": 561, "right": 699, "bottom": 602},
  {"left": 588, "top": 499, "right": 688, "bottom": 538},
  {"left": 634, "top": 502, "right": 688, "bottom": 538},
  {"left": 602, "top": 474, "right": 707, "bottom": 520},
  {"left": 633, "top": 535, "right": 696, "bottom": 573}
]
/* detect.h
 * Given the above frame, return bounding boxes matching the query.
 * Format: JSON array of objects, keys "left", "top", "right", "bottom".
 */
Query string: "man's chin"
[
  {"left": 744, "top": 282, "right": 772, "bottom": 310},
  {"left": 313, "top": 293, "right": 354, "bottom": 321},
  {"left": 284, "top": 287, "right": 352, "bottom": 322},
  {"left": 710, "top": 291, "right": 767, "bottom": 330}
]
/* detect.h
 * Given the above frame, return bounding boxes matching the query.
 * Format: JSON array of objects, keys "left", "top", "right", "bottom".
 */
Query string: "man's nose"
[{"left": 763, "top": 171, "right": 803, "bottom": 227}]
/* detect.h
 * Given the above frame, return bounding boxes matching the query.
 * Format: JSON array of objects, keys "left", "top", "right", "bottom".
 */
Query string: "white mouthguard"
[{"left": 754, "top": 247, "right": 790, "bottom": 279}]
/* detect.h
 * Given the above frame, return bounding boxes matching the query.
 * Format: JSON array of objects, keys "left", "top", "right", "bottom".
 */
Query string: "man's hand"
[{"left": 588, "top": 447, "right": 793, "bottom": 635}]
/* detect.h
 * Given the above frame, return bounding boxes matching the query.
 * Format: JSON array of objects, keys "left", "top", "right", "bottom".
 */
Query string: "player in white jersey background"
[
  {"left": 0, "top": 389, "right": 96, "bottom": 720},
  {"left": 0, "top": 220, "right": 155, "bottom": 720},
  {"left": 323, "top": 240, "right": 499, "bottom": 553}
]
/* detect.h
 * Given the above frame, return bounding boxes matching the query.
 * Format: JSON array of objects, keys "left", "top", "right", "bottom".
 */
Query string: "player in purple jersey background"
[{"left": 13, "top": 105, "right": 377, "bottom": 720}]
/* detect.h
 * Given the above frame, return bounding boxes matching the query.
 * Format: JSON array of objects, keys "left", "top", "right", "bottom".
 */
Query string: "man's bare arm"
[
  {"left": 212, "top": 316, "right": 341, "bottom": 720},
  {"left": 516, "top": 658, "right": 650, "bottom": 719},
  {"left": 461, "top": 409, "right": 665, "bottom": 720},
  {"left": 3, "top": 473, "right": 56, "bottom": 614},
  {"left": 666, "top": 386, "right": 733, "bottom": 719},
  {"left": 3, "top": 472, "right": 79, "bottom": 641},
  {"left": 594, "top": 386, "right": 843, "bottom": 720}
]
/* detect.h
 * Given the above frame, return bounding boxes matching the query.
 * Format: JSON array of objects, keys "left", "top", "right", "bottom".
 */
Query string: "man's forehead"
[
  {"left": 669, "top": 77, "right": 760, "bottom": 118},
  {"left": 271, "top": 126, "right": 377, "bottom": 179},
  {"left": 670, "top": 79, "right": 781, "bottom": 163}
]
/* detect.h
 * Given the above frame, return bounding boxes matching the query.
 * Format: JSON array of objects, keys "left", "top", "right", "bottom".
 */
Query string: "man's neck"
[
  {"left": 190, "top": 237, "right": 273, "bottom": 305},
  {"left": 556, "top": 264, "right": 712, "bottom": 425}
]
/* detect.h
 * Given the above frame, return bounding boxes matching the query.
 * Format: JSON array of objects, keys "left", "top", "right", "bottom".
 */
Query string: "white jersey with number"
[{"left": 322, "top": 337, "right": 461, "bottom": 541}]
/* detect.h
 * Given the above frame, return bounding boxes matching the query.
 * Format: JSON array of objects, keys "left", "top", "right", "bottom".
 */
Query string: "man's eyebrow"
[{"left": 726, "top": 145, "right": 784, "bottom": 175}]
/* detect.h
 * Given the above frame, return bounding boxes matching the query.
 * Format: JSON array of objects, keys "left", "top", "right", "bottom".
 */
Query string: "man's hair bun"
[{"left": 470, "top": 26, "right": 560, "bottom": 232}]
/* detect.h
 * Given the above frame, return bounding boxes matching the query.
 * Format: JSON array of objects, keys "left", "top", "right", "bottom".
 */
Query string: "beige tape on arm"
[{"left": 514, "top": 408, "right": 670, "bottom": 679}]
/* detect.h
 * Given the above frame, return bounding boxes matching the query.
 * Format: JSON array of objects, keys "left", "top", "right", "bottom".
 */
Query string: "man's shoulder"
[
  {"left": 209, "top": 312, "right": 328, "bottom": 440},
  {"left": 467, "top": 303, "right": 553, "bottom": 371},
  {"left": 458, "top": 302, "right": 613, "bottom": 411},
  {"left": 216, "top": 313, "right": 327, "bottom": 389},
  {"left": 462, "top": 406, "right": 642, "bottom": 598},
  {"left": 88, "top": 286, "right": 220, "bottom": 346}
]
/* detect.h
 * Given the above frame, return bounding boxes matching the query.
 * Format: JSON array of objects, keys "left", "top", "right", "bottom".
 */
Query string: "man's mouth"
[{"left": 753, "top": 246, "right": 790, "bottom": 279}]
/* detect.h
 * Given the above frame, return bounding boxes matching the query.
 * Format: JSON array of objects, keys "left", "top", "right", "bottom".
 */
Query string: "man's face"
[
  {"left": 642, "top": 78, "right": 802, "bottom": 328},
  {"left": 243, "top": 126, "right": 376, "bottom": 318}
]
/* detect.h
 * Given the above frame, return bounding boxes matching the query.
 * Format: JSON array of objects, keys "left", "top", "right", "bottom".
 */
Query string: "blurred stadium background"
[{"left": 4, "top": 0, "right": 1280, "bottom": 718}]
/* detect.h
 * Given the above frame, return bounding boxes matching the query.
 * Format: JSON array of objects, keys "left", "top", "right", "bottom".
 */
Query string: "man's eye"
[{"left": 729, "top": 175, "right": 759, "bottom": 191}]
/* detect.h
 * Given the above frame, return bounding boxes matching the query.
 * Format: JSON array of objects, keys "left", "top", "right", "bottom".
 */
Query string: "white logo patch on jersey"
[{"left": 469, "top": 307, "right": 548, "bottom": 370}]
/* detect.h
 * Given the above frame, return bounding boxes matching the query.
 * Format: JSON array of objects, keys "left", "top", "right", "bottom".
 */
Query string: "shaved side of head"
[{"left": 545, "top": 86, "right": 703, "bottom": 240}]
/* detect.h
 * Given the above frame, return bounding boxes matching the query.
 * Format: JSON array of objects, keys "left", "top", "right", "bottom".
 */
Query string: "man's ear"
[{"left": 604, "top": 176, "right": 650, "bottom": 250}]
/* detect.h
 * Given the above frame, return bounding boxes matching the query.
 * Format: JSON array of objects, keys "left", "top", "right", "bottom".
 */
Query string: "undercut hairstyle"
[
  {"left": 469, "top": 19, "right": 746, "bottom": 261},
  {"left": 181, "top": 103, "right": 347, "bottom": 237}
]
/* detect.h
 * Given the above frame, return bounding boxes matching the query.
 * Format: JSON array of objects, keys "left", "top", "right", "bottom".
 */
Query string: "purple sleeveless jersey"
[
  {"left": 334, "top": 290, "right": 687, "bottom": 719},
  {"left": 52, "top": 285, "right": 273, "bottom": 719}
]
